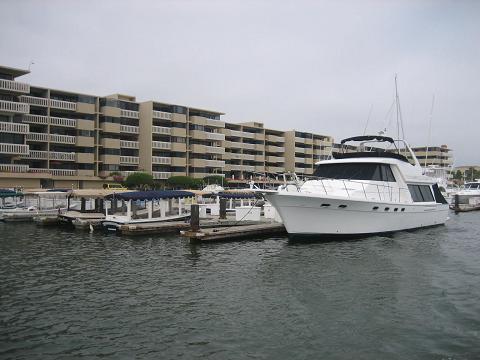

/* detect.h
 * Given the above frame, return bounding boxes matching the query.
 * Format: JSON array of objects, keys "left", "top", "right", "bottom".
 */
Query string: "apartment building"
[
  {"left": 284, "top": 131, "right": 333, "bottom": 176},
  {"left": 1, "top": 63, "right": 452, "bottom": 188},
  {"left": 411, "top": 145, "right": 453, "bottom": 169}
]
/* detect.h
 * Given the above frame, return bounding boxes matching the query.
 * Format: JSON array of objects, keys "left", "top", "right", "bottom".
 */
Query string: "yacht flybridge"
[{"left": 259, "top": 135, "right": 449, "bottom": 237}]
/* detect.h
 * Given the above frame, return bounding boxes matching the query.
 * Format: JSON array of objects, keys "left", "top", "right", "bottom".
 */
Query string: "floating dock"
[{"left": 181, "top": 222, "right": 286, "bottom": 242}]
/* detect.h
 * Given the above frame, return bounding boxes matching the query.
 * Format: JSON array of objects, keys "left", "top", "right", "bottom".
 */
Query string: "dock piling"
[
  {"left": 191, "top": 204, "right": 200, "bottom": 231},
  {"left": 219, "top": 198, "right": 227, "bottom": 219}
]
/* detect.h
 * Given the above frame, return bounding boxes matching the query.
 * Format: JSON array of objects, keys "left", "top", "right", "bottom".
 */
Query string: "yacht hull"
[{"left": 266, "top": 192, "right": 449, "bottom": 237}]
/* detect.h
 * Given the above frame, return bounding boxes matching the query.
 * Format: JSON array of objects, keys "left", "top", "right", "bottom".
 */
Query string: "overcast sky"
[{"left": 1, "top": 0, "right": 478, "bottom": 165}]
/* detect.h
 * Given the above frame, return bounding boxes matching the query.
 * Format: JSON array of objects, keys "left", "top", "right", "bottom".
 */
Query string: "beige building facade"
[{"left": 0, "top": 64, "right": 450, "bottom": 188}]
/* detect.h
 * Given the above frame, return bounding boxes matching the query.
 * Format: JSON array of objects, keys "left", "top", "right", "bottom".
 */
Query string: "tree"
[
  {"left": 124, "top": 172, "right": 154, "bottom": 189},
  {"left": 453, "top": 170, "right": 463, "bottom": 181},
  {"left": 166, "top": 176, "right": 201, "bottom": 189}
]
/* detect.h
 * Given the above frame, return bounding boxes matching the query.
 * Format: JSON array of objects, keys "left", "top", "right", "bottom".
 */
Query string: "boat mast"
[
  {"left": 394, "top": 74, "right": 406, "bottom": 155},
  {"left": 425, "top": 94, "right": 435, "bottom": 168}
]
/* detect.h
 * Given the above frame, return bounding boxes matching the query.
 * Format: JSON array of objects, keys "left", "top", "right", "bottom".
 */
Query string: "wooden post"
[
  {"left": 454, "top": 194, "right": 459, "bottom": 212},
  {"left": 191, "top": 204, "right": 200, "bottom": 231},
  {"left": 67, "top": 196, "right": 71, "bottom": 211},
  {"left": 147, "top": 200, "right": 153, "bottom": 219},
  {"left": 219, "top": 198, "right": 227, "bottom": 219},
  {"left": 131, "top": 201, "right": 137, "bottom": 218},
  {"left": 126, "top": 200, "right": 132, "bottom": 219},
  {"left": 99, "top": 199, "right": 104, "bottom": 213},
  {"left": 81, "top": 197, "right": 86, "bottom": 212}
]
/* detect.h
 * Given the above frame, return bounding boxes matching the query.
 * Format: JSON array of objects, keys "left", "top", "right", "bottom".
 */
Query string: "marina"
[{"left": 1, "top": 211, "right": 479, "bottom": 359}]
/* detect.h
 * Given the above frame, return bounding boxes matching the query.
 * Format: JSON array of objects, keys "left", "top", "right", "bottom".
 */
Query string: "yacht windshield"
[
  {"left": 313, "top": 163, "right": 396, "bottom": 182},
  {"left": 467, "top": 183, "right": 480, "bottom": 189}
]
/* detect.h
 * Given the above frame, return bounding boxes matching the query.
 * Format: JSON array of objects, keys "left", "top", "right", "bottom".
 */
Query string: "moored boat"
[
  {"left": 100, "top": 190, "right": 196, "bottom": 232},
  {"left": 450, "top": 181, "right": 480, "bottom": 212},
  {"left": 0, "top": 190, "right": 69, "bottom": 222},
  {"left": 259, "top": 135, "right": 449, "bottom": 238}
]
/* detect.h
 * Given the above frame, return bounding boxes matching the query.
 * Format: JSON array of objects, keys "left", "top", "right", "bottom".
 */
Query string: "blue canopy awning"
[
  {"left": 105, "top": 190, "right": 195, "bottom": 201},
  {"left": 217, "top": 192, "right": 256, "bottom": 199}
]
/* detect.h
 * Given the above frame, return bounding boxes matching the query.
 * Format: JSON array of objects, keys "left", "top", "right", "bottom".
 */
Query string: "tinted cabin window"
[
  {"left": 408, "top": 185, "right": 435, "bottom": 202},
  {"left": 313, "top": 163, "right": 396, "bottom": 182}
]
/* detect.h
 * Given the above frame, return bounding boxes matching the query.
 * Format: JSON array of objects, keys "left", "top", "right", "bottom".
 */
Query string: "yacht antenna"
[
  {"left": 394, "top": 74, "right": 406, "bottom": 154},
  {"left": 425, "top": 94, "right": 435, "bottom": 168},
  {"left": 363, "top": 104, "right": 373, "bottom": 135},
  {"left": 394, "top": 75, "right": 400, "bottom": 153}
]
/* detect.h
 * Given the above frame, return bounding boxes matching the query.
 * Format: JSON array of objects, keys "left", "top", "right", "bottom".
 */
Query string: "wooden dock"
[{"left": 181, "top": 222, "right": 286, "bottom": 242}]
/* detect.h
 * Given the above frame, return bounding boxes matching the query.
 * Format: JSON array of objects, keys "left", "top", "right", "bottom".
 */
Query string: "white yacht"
[
  {"left": 450, "top": 180, "right": 480, "bottom": 212},
  {"left": 261, "top": 135, "right": 449, "bottom": 238}
]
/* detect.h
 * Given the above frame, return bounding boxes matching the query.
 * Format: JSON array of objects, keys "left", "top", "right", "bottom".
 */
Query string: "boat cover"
[
  {"left": 0, "top": 189, "right": 23, "bottom": 198},
  {"left": 105, "top": 190, "right": 196, "bottom": 201},
  {"left": 217, "top": 192, "right": 256, "bottom": 199},
  {"left": 340, "top": 135, "right": 395, "bottom": 144}
]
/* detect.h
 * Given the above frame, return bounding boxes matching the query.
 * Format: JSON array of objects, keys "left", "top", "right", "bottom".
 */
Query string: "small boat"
[
  {"left": 0, "top": 191, "right": 69, "bottom": 222},
  {"left": 258, "top": 135, "right": 450, "bottom": 238},
  {"left": 100, "top": 190, "right": 196, "bottom": 232},
  {"left": 57, "top": 189, "right": 126, "bottom": 228},
  {"left": 450, "top": 180, "right": 480, "bottom": 212},
  {"left": 0, "top": 189, "right": 24, "bottom": 211}
]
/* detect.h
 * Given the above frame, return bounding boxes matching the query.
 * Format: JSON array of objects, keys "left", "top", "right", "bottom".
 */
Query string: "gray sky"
[{"left": 1, "top": 0, "right": 478, "bottom": 165}]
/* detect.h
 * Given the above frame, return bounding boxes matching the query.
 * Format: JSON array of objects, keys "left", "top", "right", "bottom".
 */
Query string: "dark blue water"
[{"left": 1, "top": 212, "right": 480, "bottom": 359}]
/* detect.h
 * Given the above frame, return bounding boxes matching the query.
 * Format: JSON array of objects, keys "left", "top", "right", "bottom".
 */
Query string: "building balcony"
[
  {"left": 268, "top": 166, "right": 285, "bottom": 173},
  {"left": 204, "top": 118, "right": 225, "bottom": 128},
  {"left": 152, "top": 156, "right": 171, "bottom": 165},
  {"left": 205, "top": 132, "right": 225, "bottom": 141},
  {"left": 0, "top": 164, "right": 29, "bottom": 173},
  {"left": 0, "top": 100, "right": 30, "bottom": 114},
  {"left": 22, "top": 150, "right": 48, "bottom": 160},
  {"left": 152, "top": 110, "right": 172, "bottom": 120},
  {"left": 26, "top": 132, "right": 48, "bottom": 142},
  {"left": 50, "top": 169, "right": 77, "bottom": 176},
  {"left": 242, "top": 143, "right": 256, "bottom": 150},
  {"left": 50, "top": 99, "right": 77, "bottom": 111},
  {"left": 120, "top": 109, "right": 139, "bottom": 119},
  {"left": 230, "top": 164, "right": 243, "bottom": 171},
  {"left": 266, "top": 134, "right": 284, "bottom": 143},
  {"left": 152, "top": 141, "right": 171, "bottom": 150},
  {"left": 0, "top": 79, "right": 30, "bottom": 94},
  {"left": 266, "top": 145, "right": 285, "bottom": 153},
  {"left": 205, "top": 145, "right": 225, "bottom": 154},
  {"left": 266, "top": 156, "right": 284, "bottom": 163},
  {"left": 22, "top": 114, "right": 48, "bottom": 125},
  {"left": 205, "top": 159, "right": 225, "bottom": 168},
  {"left": 22, "top": 150, "right": 75, "bottom": 161},
  {"left": 0, "top": 143, "right": 29, "bottom": 155},
  {"left": 19, "top": 95, "right": 49, "bottom": 107},
  {"left": 120, "top": 124, "right": 139, "bottom": 134},
  {"left": 120, "top": 156, "right": 139, "bottom": 165},
  {"left": 152, "top": 126, "right": 171, "bottom": 135},
  {"left": 120, "top": 140, "right": 139, "bottom": 149},
  {"left": 50, "top": 116, "right": 76, "bottom": 128},
  {"left": 152, "top": 171, "right": 171, "bottom": 180},
  {"left": 120, "top": 156, "right": 140, "bottom": 165},
  {"left": 242, "top": 154, "right": 255, "bottom": 161},
  {"left": 28, "top": 167, "right": 50, "bottom": 174},
  {"left": 0, "top": 121, "right": 29, "bottom": 134},
  {"left": 228, "top": 153, "right": 243, "bottom": 160},
  {"left": 225, "top": 141, "right": 243, "bottom": 149},
  {"left": 51, "top": 134, "right": 76, "bottom": 145},
  {"left": 119, "top": 171, "right": 138, "bottom": 178},
  {"left": 49, "top": 151, "right": 76, "bottom": 161}
]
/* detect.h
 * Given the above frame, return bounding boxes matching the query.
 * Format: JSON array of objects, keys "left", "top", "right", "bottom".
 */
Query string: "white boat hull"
[{"left": 266, "top": 193, "right": 449, "bottom": 237}]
